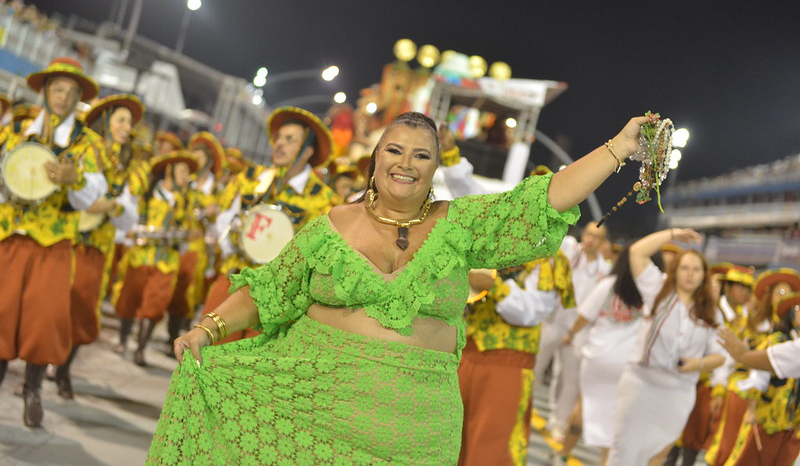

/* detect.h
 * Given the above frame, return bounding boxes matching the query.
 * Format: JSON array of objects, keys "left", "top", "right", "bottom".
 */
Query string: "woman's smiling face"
[{"left": 372, "top": 124, "right": 438, "bottom": 206}]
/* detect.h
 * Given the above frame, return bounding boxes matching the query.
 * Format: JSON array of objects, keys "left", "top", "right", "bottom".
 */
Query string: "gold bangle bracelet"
[
  {"left": 205, "top": 312, "right": 228, "bottom": 340},
  {"left": 604, "top": 140, "right": 626, "bottom": 173},
  {"left": 194, "top": 323, "right": 217, "bottom": 345}
]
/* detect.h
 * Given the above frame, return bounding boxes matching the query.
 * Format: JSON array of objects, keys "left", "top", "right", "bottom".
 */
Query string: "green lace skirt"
[{"left": 147, "top": 315, "right": 463, "bottom": 465}]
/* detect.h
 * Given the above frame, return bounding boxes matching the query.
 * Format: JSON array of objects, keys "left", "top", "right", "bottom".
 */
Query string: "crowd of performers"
[
  {"left": 0, "top": 57, "right": 343, "bottom": 429},
  {"left": 1, "top": 57, "right": 799, "bottom": 466}
]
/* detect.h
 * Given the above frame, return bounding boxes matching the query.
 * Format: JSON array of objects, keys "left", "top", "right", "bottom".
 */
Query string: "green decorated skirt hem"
[{"left": 147, "top": 315, "right": 463, "bottom": 465}]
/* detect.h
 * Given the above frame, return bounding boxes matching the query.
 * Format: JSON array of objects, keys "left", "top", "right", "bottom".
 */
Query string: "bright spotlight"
[
  {"left": 505, "top": 117, "right": 517, "bottom": 128},
  {"left": 186, "top": 0, "right": 201, "bottom": 11},
  {"left": 257, "top": 67, "right": 268, "bottom": 77},
  {"left": 334, "top": 92, "right": 347, "bottom": 104},
  {"left": 322, "top": 66, "right": 340, "bottom": 82},
  {"left": 673, "top": 128, "right": 690, "bottom": 148},
  {"left": 251, "top": 95, "right": 263, "bottom": 106},
  {"left": 253, "top": 75, "right": 267, "bottom": 87},
  {"left": 365, "top": 102, "right": 377, "bottom": 114},
  {"left": 668, "top": 149, "right": 682, "bottom": 169}
]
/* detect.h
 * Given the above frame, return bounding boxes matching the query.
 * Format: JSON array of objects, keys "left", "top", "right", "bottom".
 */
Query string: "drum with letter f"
[
  {"left": 0, "top": 142, "right": 59, "bottom": 204},
  {"left": 239, "top": 204, "right": 294, "bottom": 264}
]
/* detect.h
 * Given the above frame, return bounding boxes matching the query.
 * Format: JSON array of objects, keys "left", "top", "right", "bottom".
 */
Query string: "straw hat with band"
[
  {"left": 775, "top": 292, "right": 800, "bottom": 320},
  {"left": 225, "top": 147, "right": 248, "bottom": 175},
  {"left": 82, "top": 94, "right": 145, "bottom": 129},
  {"left": 267, "top": 106, "right": 333, "bottom": 168},
  {"left": 188, "top": 131, "right": 225, "bottom": 176},
  {"left": 661, "top": 243, "right": 683, "bottom": 255},
  {"left": 722, "top": 265, "right": 755, "bottom": 288},
  {"left": 356, "top": 155, "right": 371, "bottom": 178},
  {"left": 333, "top": 165, "right": 360, "bottom": 181},
  {"left": 155, "top": 131, "right": 185, "bottom": 151},
  {"left": 150, "top": 151, "right": 200, "bottom": 178},
  {"left": 754, "top": 268, "right": 800, "bottom": 301},
  {"left": 26, "top": 57, "right": 98, "bottom": 102}
]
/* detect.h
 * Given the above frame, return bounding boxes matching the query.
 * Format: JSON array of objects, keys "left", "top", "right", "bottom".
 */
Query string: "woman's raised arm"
[
  {"left": 629, "top": 228, "right": 703, "bottom": 278},
  {"left": 547, "top": 116, "right": 649, "bottom": 213}
]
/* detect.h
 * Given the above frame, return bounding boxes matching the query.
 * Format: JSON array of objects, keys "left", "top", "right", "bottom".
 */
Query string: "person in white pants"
[{"left": 533, "top": 222, "right": 610, "bottom": 441}]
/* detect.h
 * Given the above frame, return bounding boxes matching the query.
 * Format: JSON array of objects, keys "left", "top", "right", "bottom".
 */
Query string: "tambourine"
[
  {"left": 238, "top": 204, "right": 294, "bottom": 264},
  {"left": 1, "top": 142, "right": 59, "bottom": 204}
]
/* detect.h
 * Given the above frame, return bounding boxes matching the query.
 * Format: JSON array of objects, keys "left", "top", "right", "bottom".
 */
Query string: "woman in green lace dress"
[{"left": 147, "top": 111, "right": 649, "bottom": 465}]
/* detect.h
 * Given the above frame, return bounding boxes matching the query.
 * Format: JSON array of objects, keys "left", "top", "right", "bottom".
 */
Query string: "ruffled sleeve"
[
  {"left": 448, "top": 173, "right": 580, "bottom": 269},
  {"left": 228, "top": 216, "right": 325, "bottom": 338}
]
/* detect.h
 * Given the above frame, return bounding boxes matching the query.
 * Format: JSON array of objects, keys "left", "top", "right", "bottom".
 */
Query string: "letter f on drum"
[{"left": 246, "top": 212, "right": 272, "bottom": 240}]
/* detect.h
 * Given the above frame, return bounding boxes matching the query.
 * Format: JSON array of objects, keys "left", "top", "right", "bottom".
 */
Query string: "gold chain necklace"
[{"left": 364, "top": 189, "right": 432, "bottom": 250}]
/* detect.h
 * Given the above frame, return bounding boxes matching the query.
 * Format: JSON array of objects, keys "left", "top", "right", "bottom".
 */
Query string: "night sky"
[{"left": 30, "top": 0, "right": 800, "bottom": 235}]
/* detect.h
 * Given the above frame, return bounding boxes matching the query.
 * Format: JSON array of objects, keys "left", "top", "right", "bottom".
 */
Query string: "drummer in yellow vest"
[
  {"left": 201, "top": 146, "right": 247, "bottom": 283},
  {"left": 0, "top": 57, "right": 107, "bottom": 428},
  {"left": 50, "top": 94, "right": 149, "bottom": 399},
  {"left": 112, "top": 151, "right": 199, "bottom": 367},
  {"left": 204, "top": 106, "right": 340, "bottom": 341},
  {"left": 163, "top": 132, "right": 224, "bottom": 355}
]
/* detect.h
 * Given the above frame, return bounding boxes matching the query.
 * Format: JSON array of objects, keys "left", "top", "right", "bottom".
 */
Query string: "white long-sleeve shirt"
[
  {"left": 629, "top": 262, "right": 724, "bottom": 383},
  {"left": 495, "top": 264, "right": 560, "bottom": 327},
  {"left": 768, "top": 335, "right": 800, "bottom": 379}
]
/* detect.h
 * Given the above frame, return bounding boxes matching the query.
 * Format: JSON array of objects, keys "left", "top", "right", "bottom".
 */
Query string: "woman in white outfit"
[
  {"left": 563, "top": 246, "right": 645, "bottom": 466},
  {"left": 608, "top": 228, "right": 725, "bottom": 466}
]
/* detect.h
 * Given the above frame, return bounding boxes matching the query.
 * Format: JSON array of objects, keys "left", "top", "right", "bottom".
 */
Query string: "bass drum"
[
  {"left": 1, "top": 142, "right": 58, "bottom": 204},
  {"left": 239, "top": 204, "right": 294, "bottom": 264}
]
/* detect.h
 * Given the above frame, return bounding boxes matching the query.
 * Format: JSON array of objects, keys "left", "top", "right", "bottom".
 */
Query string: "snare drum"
[
  {"left": 239, "top": 204, "right": 294, "bottom": 264},
  {"left": 1, "top": 142, "right": 58, "bottom": 204},
  {"left": 133, "top": 225, "right": 189, "bottom": 246}
]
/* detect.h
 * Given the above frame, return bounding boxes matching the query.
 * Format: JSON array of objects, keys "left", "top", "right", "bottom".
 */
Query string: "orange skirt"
[
  {"left": 681, "top": 382, "right": 714, "bottom": 449},
  {"left": 167, "top": 251, "right": 198, "bottom": 318},
  {"left": 457, "top": 337, "right": 536, "bottom": 466},
  {"left": 729, "top": 426, "right": 800, "bottom": 466},
  {"left": 115, "top": 264, "right": 176, "bottom": 322},
  {"left": 0, "top": 236, "right": 73, "bottom": 365},
  {"left": 70, "top": 244, "right": 105, "bottom": 345},
  {"left": 711, "top": 391, "right": 749, "bottom": 466}
]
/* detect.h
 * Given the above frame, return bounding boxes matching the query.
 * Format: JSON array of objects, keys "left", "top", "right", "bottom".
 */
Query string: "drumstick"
[{"left": 752, "top": 422, "right": 763, "bottom": 452}]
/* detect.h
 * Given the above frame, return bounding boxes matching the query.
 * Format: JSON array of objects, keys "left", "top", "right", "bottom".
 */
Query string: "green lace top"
[{"left": 230, "top": 173, "right": 579, "bottom": 346}]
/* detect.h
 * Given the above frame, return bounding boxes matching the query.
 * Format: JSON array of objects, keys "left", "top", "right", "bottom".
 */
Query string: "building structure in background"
[{"left": 661, "top": 153, "right": 800, "bottom": 268}]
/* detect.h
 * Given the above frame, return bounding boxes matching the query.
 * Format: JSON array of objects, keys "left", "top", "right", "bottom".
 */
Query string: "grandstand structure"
[
  {"left": 661, "top": 153, "right": 800, "bottom": 268},
  {"left": 0, "top": 6, "right": 271, "bottom": 163}
]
